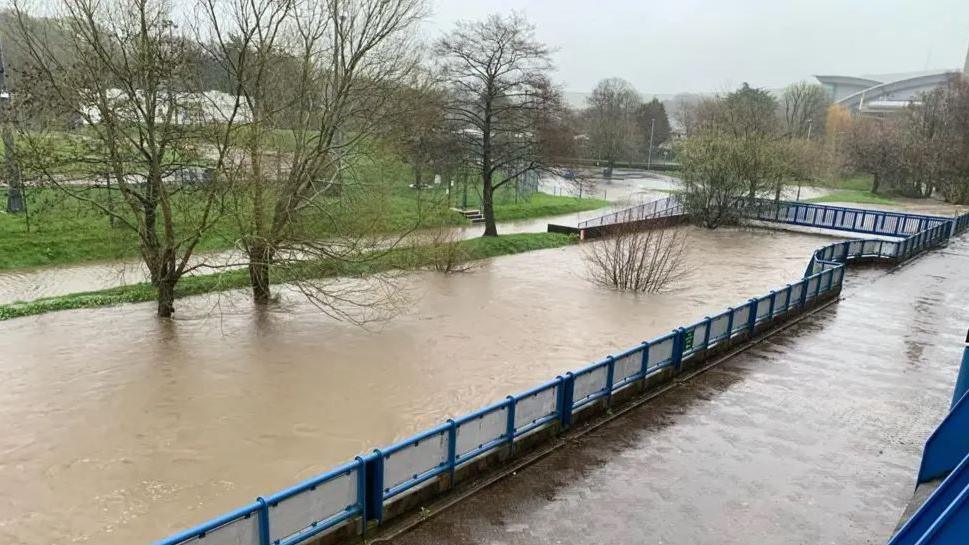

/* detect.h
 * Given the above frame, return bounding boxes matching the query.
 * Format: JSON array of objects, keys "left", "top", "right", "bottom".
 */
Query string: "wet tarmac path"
[{"left": 385, "top": 236, "right": 969, "bottom": 545}]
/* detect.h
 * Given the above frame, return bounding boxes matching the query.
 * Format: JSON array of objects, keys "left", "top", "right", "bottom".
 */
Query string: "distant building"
[{"left": 816, "top": 43, "right": 969, "bottom": 115}]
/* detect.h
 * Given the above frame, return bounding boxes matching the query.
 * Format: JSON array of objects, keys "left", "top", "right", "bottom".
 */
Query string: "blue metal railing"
[
  {"left": 887, "top": 335, "right": 969, "bottom": 545},
  {"left": 154, "top": 205, "right": 966, "bottom": 545},
  {"left": 577, "top": 195, "right": 684, "bottom": 229}
]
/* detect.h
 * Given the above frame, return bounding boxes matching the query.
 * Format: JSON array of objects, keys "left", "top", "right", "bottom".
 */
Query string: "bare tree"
[
  {"left": 435, "top": 12, "right": 560, "bottom": 237},
  {"left": 584, "top": 77, "right": 641, "bottom": 169},
  {"left": 844, "top": 116, "right": 903, "bottom": 195},
  {"left": 583, "top": 224, "right": 688, "bottom": 293},
  {"left": 780, "top": 81, "right": 830, "bottom": 139},
  {"left": 198, "top": 0, "right": 427, "bottom": 309},
  {"left": 10, "top": 0, "right": 236, "bottom": 317}
]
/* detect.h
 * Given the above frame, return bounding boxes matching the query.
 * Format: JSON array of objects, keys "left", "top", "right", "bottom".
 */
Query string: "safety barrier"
[
  {"left": 743, "top": 198, "right": 951, "bottom": 237},
  {"left": 577, "top": 195, "right": 683, "bottom": 229},
  {"left": 887, "top": 336, "right": 969, "bottom": 545},
  {"left": 155, "top": 205, "right": 967, "bottom": 545}
]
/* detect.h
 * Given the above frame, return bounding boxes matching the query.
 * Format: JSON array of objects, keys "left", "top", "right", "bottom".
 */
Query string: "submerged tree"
[
  {"left": 435, "top": 12, "right": 561, "bottom": 237},
  {"left": 198, "top": 0, "right": 427, "bottom": 315},
  {"left": 10, "top": 0, "right": 236, "bottom": 317},
  {"left": 583, "top": 223, "right": 688, "bottom": 293}
]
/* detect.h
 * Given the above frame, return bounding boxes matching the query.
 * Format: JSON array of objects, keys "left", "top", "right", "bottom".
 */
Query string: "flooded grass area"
[{"left": 0, "top": 225, "right": 846, "bottom": 545}]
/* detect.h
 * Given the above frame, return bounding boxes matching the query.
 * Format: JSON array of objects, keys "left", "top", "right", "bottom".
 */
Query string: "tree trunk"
[
  {"left": 249, "top": 243, "right": 274, "bottom": 305},
  {"left": 871, "top": 172, "right": 881, "bottom": 194},
  {"left": 481, "top": 180, "right": 498, "bottom": 237},
  {"left": 157, "top": 276, "right": 176, "bottom": 318}
]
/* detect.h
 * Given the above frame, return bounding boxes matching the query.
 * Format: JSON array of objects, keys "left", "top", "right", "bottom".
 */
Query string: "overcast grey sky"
[{"left": 426, "top": 0, "right": 969, "bottom": 95}]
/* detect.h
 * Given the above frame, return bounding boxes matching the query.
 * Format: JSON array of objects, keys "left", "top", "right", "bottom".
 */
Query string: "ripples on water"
[{"left": 0, "top": 225, "right": 845, "bottom": 545}]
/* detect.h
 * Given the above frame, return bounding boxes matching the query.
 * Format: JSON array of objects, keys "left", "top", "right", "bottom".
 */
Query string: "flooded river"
[{"left": 0, "top": 226, "right": 840, "bottom": 545}]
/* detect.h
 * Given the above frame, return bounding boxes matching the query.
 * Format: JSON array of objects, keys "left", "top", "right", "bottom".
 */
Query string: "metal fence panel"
[
  {"left": 805, "top": 276, "right": 819, "bottom": 299},
  {"left": 613, "top": 350, "right": 643, "bottom": 386},
  {"left": 573, "top": 364, "right": 608, "bottom": 404},
  {"left": 382, "top": 431, "right": 449, "bottom": 493},
  {"left": 513, "top": 384, "right": 558, "bottom": 432},
  {"left": 168, "top": 514, "right": 261, "bottom": 545},
  {"left": 731, "top": 306, "right": 750, "bottom": 332},
  {"left": 862, "top": 240, "right": 880, "bottom": 255},
  {"left": 649, "top": 336, "right": 675, "bottom": 367},
  {"left": 709, "top": 313, "right": 730, "bottom": 342},
  {"left": 774, "top": 289, "right": 790, "bottom": 314},
  {"left": 455, "top": 405, "right": 509, "bottom": 461},
  {"left": 756, "top": 296, "right": 772, "bottom": 320},
  {"left": 269, "top": 471, "right": 358, "bottom": 543},
  {"left": 847, "top": 240, "right": 863, "bottom": 255},
  {"left": 790, "top": 282, "right": 804, "bottom": 305},
  {"left": 832, "top": 266, "right": 844, "bottom": 286}
]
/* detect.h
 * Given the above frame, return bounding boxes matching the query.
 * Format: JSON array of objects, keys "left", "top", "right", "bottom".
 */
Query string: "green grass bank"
[{"left": 0, "top": 232, "right": 577, "bottom": 320}]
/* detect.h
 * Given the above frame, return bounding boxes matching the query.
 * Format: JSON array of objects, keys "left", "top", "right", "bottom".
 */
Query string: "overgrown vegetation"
[{"left": 0, "top": 232, "right": 576, "bottom": 320}]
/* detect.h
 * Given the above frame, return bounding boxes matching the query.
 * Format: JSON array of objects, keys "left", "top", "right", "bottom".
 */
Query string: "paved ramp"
[{"left": 385, "top": 238, "right": 969, "bottom": 545}]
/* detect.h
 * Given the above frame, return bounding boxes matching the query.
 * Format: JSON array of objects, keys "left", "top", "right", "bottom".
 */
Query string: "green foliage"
[
  {"left": 0, "top": 232, "right": 577, "bottom": 320},
  {"left": 0, "top": 184, "right": 600, "bottom": 270}
]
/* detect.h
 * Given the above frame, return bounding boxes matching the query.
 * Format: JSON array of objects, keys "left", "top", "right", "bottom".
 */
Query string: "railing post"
[
  {"left": 726, "top": 307, "right": 735, "bottom": 339},
  {"left": 362, "top": 452, "right": 384, "bottom": 525},
  {"left": 605, "top": 356, "right": 616, "bottom": 404},
  {"left": 355, "top": 457, "right": 367, "bottom": 535},
  {"left": 953, "top": 331, "right": 969, "bottom": 410},
  {"left": 446, "top": 420, "right": 457, "bottom": 482},
  {"left": 702, "top": 317, "right": 712, "bottom": 350},
  {"left": 639, "top": 341, "right": 651, "bottom": 378},
  {"left": 557, "top": 374, "right": 575, "bottom": 430},
  {"left": 785, "top": 284, "right": 794, "bottom": 312},
  {"left": 505, "top": 396, "right": 517, "bottom": 454},
  {"left": 256, "top": 497, "right": 271, "bottom": 545},
  {"left": 747, "top": 299, "right": 757, "bottom": 335},
  {"left": 672, "top": 328, "right": 685, "bottom": 371},
  {"left": 767, "top": 291, "right": 776, "bottom": 319},
  {"left": 799, "top": 280, "right": 809, "bottom": 308}
]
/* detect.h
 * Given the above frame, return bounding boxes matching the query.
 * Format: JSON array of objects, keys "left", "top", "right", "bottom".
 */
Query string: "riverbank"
[
  {"left": 0, "top": 190, "right": 606, "bottom": 271},
  {"left": 0, "top": 232, "right": 576, "bottom": 320}
]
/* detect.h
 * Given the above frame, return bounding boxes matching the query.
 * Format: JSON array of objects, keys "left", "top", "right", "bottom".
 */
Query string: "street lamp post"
[
  {"left": 0, "top": 37, "right": 24, "bottom": 214},
  {"left": 646, "top": 117, "right": 655, "bottom": 170}
]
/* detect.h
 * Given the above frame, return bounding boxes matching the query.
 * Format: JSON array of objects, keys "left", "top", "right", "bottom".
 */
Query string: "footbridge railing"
[
  {"left": 577, "top": 195, "right": 684, "bottom": 229},
  {"left": 742, "top": 198, "right": 953, "bottom": 238},
  {"left": 153, "top": 204, "right": 969, "bottom": 545},
  {"left": 886, "top": 335, "right": 969, "bottom": 545}
]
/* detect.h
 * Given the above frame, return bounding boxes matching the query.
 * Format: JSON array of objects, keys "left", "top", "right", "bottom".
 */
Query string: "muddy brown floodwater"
[{"left": 0, "top": 226, "right": 839, "bottom": 545}]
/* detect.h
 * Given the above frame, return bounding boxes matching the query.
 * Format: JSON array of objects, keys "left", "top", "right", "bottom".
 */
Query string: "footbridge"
[{"left": 155, "top": 200, "right": 969, "bottom": 545}]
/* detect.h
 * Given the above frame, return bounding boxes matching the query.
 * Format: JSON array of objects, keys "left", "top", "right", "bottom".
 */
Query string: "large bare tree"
[
  {"left": 435, "top": 12, "right": 560, "bottom": 237},
  {"left": 197, "top": 0, "right": 426, "bottom": 313},
  {"left": 780, "top": 81, "right": 830, "bottom": 139},
  {"left": 10, "top": 0, "right": 236, "bottom": 317},
  {"left": 584, "top": 77, "right": 641, "bottom": 168}
]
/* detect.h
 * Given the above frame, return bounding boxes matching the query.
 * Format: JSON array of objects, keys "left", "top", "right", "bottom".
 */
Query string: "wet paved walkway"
[{"left": 386, "top": 236, "right": 969, "bottom": 545}]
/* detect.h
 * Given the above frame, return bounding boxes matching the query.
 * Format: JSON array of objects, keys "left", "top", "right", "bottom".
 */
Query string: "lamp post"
[
  {"left": 646, "top": 117, "right": 655, "bottom": 170},
  {"left": 0, "top": 37, "right": 23, "bottom": 215}
]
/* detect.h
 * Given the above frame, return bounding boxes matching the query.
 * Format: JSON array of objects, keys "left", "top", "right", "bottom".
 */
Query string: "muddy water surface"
[{"left": 0, "top": 226, "right": 839, "bottom": 545}]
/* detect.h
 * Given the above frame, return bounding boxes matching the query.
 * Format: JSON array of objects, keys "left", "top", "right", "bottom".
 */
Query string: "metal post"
[
  {"left": 605, "top": 356, "right": 616, "bottom": 402},
  {"left": 672, "top": 328, "right": 685, "bottom": 371},
  {"left": 362, "top": 454, "right": 384, "bottom": 524},
  {"left": 747, "top": 299, "right": 758, "bottom": 334},
  {"left": 0, "top": 38, "right": 23, "bottom": 215},
  {"left": 256, "top": 497, "right": 271, "bottom": 545},
  {"left": 505, "top": 397, "right": 517, "bottom": 454},
  {"left": 953, "top": 330, "right": 969, "bottom": 409},
  {"left": 647, "top": 117, "right": 655, "bottom": 170},
  {"left": 639, "top": 341, "right": 651, "bottom": 378},
  {"left": 557, "top": 374, "right": 575, "bottom": 430}
]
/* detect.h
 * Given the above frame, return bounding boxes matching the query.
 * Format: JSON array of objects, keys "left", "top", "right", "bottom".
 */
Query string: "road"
[{"left": 384, "top": 236, "right": 969, "bottom": 545}]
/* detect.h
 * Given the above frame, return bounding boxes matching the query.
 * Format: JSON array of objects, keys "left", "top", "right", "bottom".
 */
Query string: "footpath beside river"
[{"left": 383, "top": 236, "right": 969, "bottom": 545}]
